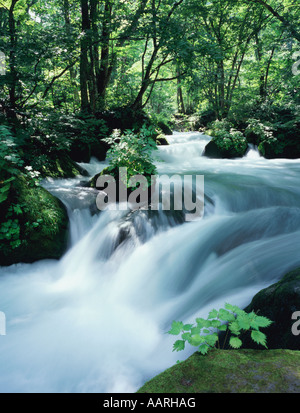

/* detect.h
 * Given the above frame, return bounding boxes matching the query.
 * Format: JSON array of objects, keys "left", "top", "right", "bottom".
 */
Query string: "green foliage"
[
  {"left": 0, "top": 125, "right": 24, "bottom": 181},
  {"left": 207, "top": 120, "right": 248, "bottom": 155},
  {"left": 29, "top": 111, "right": 108, "bottom": 154},
  {"left": 244, "top": 119, "right": 274, "bottom": 145},
  {"left": 168, "top": 303, "right": 272, "bottom": 356},
  {"left": 103, "top": 124, "right": 158, "bottom": 189},
  {"left": 0, "top": 174, "right": 68, "bottom": 262},
  {"left": 209, "top": 119, "right": 234, "bottom": 133}
]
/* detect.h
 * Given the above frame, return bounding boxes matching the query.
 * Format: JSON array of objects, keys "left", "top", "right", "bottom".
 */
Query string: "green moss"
[
  {"left": 0, "top": 175, "right": 69, "bottom": 266},
  {"left": 137, "top": 349, "right": 300, "bottom": 393},
  {"left": 38, "top": 152, "right": 87, "bottom": 179}
]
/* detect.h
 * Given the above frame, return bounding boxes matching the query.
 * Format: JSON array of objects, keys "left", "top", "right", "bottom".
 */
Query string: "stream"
[{"left": 1, "top": 131, "right": 300, "bottom": 392}]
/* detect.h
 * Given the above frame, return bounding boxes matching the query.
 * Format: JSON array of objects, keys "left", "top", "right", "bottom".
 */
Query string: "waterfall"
[{"left": 1, "top": 131, "right": 300, "bottom": 392}]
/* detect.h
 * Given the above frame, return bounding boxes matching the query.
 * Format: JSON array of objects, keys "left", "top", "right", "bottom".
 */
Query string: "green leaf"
[
  {"left": 196, "top": 318, "right": 211, "bottom": 328},
  {"left": 0, "top": 192, "right": 8, "bottom": 203},
  {"left": 229, "top": 336, "right": 242, "bottom": 349},
  {"left": 208, "top": 309, "right": 218, "bottom": 319},
  {"left": 225, "top": 303, "right": 244, "bottom": 315},
  {"left": 229, "top": 321, "right": 241, "bottom": 335},
  {"left": 189, "top": 334, "right": 205, "bottom": 347},
  {"left": 168, "top": 321, "right": 184, "bottom": 335},
  {"left": 255, "top": 315, "right": 273, "bottom": 328},
  {"left": 0, "top": 184, "right": 11, "bottom": 194},
  {"left": 236, "top": 314, "right": 251, "bottom": 330},
  {"left": 13, "top": 205, "right": 23, "bottom": 215},
  {"left": 210, "top": 319, "right": 221, "bottom": 328},
  {"left": 251, "top": 330, "right": 267, "bottom": 348},
  {"left": 205, "top": 333, "right": 218, "bottom": 347},
  {"left": 172, "top": 340, "right": 185, "bottom": 352},
  {"left": 183, "top": 324, "right": 194, "bottom": 331},
  {"left": 198, "top": 344, "right": 210, "bottom": 355},
  {"left": 219, "top": 308, "right": 236, "bottom": 322},
  {"left": 190, "top": 326, "right": 201, "bottom": 335},
  {"left": 181, "top": 332, "right": 191, "bottom": 341}
]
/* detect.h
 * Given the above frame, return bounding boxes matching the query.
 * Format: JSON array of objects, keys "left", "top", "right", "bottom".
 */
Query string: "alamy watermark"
[
  {"left": 0, "top": 311, "right": 6, "bottom": 336},
  {"left": 291, "top": 311, "right": 300, "bottom": 336},
  {"left": 0, "top": 52, "right": 5, "bottom": 75},
  {"left": 95, "top": 168, "right": 204, "bottom": 222}
]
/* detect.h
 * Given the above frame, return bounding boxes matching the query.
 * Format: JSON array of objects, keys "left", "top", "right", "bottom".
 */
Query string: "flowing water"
[{"left": 1, "top": 131, "right": 300, "bottom": 392}]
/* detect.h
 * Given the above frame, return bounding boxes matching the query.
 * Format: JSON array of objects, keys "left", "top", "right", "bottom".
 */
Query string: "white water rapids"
[{"left": 1, "top": 131, "right": 300, "bottom": 392}]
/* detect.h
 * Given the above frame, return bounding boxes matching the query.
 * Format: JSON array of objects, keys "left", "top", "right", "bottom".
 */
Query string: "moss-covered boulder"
[
  {"left": 257, "top": 121, "right": 300, "bottom": 159},
  {"left": 157, "top": 121, "right": 173, "bottom": 136},
  {"left": 37, "top": 152, "right": 88, "bottom": 178},
  {"left": 203, "top": 133, "right": 248, "bottom": 159},
  {"left": 241, "top": 268, "right": 300, "bottom": 350},
  {"left": 258, "top": 135, "right": 300, "bottom": 159},
  {"left": 156, "top": 134, "right": 169, "bottom": 146},
  {"left": 137, "top": 349, "right": 300, "bottom": 393},
  {"left": 0, "top": 175, "right": 69, "bottom": 266},
  {"left": 86, "top": 167, "right": 155, "bottom": 207},
  {"left": 203, "top": 120, "right": 248, "bottom": 159}
]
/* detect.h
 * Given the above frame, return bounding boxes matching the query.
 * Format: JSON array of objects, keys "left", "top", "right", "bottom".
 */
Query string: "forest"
[{"left": 0, "top": 0, "right": 300, "bottom": 395}]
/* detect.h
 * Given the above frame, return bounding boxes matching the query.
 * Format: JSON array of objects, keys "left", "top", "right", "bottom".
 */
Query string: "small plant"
[
  {"left": 168, "top": 303, "right": 272, "bottom": 356},
  {"left": 103, "top": 124, "right": 158, "bottom": 189}
]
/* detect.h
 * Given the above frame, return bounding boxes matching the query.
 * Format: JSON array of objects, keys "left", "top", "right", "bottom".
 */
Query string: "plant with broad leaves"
[
  {"left": 168, "top": 303, "right": 272, "bottom": 356},
  {"left": 103, "top": 124, "right": 158, "bottom": 189}
]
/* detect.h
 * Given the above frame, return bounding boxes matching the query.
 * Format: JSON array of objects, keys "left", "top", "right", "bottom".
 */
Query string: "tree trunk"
[
  {"left": 96, "top": 0, "right": 111, "bottom": 110},
  {"left": 8, "top": 0, "right": 19, "bottom": 117},
  {"left": 176, "top": 63, "right": 185, "bottom": 114},
  {"left": 80, "top": 0, "right": 90, "bottom": 112},
  {"left": 255, "top": 34, "right": 266, "bottom": 100},
  {"left": 63, "top": 0, "right": 80, "bottom": 108}
]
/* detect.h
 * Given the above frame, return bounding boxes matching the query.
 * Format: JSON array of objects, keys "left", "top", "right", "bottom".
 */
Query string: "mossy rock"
[
  {"left": 156, "top": 134, "right": 169, "bottom": 146},
  {"left": 157, "top": 121, "right": 173, "bottom": 136},
  {"left": 31, "top": 151, "right": 88, "bottom": 179},
  {"left": 86, "top": 167, "right": 111, "bottom": 189},
  {"left": 241, "top": 268, "right": 300, "bottom": 350},
  {"left": 137, "top": 349, "right": 300, "bottom": 393},
  {"left": 203, "top": 136, "right": 248, "bottom": 159},
  {"left": 86, "top": 167, "right": 155, "bottom": 207},
  {"left": 258, "top": 137, "right": 300, "bottom": 159},
  {"left": 257, "top": 121, "right": 300, "bottom": 159},
  {"left": 0, "top": 175, "right": 69, "bottom": 266},
  {"left": 45, "top": 152, "right": 88, "bottom": 178}
]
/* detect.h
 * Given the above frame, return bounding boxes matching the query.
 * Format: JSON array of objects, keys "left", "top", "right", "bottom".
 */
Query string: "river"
[{"left": 1, "top": 131, "right": 300, "bottom": 392}]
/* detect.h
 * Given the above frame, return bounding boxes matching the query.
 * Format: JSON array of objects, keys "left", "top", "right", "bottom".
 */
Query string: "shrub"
[
  {"left": 244, "top": 119, "right": 274, "bottom": 145},
  {"left": 103, "top": 124, "right": 158, "bottom": 190}
]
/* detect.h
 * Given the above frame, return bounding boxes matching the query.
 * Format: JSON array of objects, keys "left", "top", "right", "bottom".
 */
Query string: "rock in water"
[
  {"left": 0, "top": 175, "right": 69, "bottom": 266},
  {"left": 243, "top": 268, "right": 300, "bottom": 349},
  {"left": 137, "top": 349, "right": 300, "bottom": 393}
]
